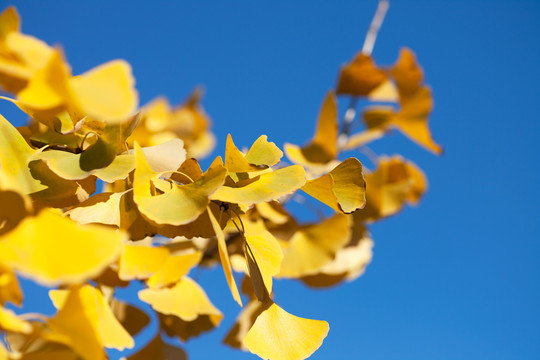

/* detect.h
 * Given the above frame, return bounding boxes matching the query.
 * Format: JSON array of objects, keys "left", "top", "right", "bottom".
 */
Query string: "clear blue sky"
[{"left": 3, "top": 1, "right": 540, "bottom": 359}]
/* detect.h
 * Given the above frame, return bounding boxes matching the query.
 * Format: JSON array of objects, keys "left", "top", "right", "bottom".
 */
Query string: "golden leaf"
[
  {"left": 302, "top": 157, "right": 366, "bottom": 213},
  {"left": 279, "top": 213, "right": 351, "bottom": 278},
  {"left": 336, "top": 53, "right": 387, "bottom": 97},
  {"left": 118, "top": 243, "right": 169, "bottom": 281},
  {"left": 49, "top": 285, "right": 134, "bottom": 351},
  {"left": 0, "top": 306, "right": 31, "bottom": 334},
  {"left": 0, "top": 210, "right": 124, "bottom": 285},
  {"left": 243, "top": 300, "right": 329, "bottom": 360},
  {"left": 69, "top": 60, "right": 138, "bottom": 123},
  {"left": 139, "top": 276, "right": 223, "bottom": 322},
  {"left": 211, "top": 165, "right": 306, "bottom": 205}
]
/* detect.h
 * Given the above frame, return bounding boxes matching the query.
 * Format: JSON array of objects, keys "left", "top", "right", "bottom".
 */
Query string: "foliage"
[{"left": 0, "top": 2, "right": 441, "bottom": 359}]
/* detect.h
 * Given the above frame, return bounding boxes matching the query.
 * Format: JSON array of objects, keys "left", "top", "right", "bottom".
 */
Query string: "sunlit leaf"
[
  {"left": 243, "top": 300, "right": 329, "bottom": 360},
  {"left": 0, "top": 262, "right": 22, "bottom": 306},
  {"left": 244, "top": 135, "right": 283, "bottom": 168},
  {"left": 118, "top": 243, "right": 169, "bottom": 281},
  {"left": 302, "top": 157, "right": 366, "bottom": 213},
  {"left": 66, "top": 191, "right": 126, "bottom": 226},
  {"left": 147, "top": 251, "right": 202, "bottom": 289},
  {"left": 70, "top": 60, "right": 138, "bottom": 123},
  {"left": 0, "top": 114, "right": 46, "bottom": 194},
  {"left": 279, "top": 214, "right": 351, "bottom": 278},
  {"left": 133, "top": 142, "right": 226, "bottom": 226},
  {"left": 0, "top": 306, "right": 31, "bottom": 333},
  {"left": 49, "top": 285, "right": 134, "bottom": 351},
  {"left": 391, "top": 47, "right": 424, "bottom": 98},
  {"left": 211, "top": 165, "right": 306, "bottom": 204},
  {"left": 356, "top": 156, "right": 427, "bottom": 222},
  {"left": 139, "top": 276, "right": 223, "bottom": 322},
  {"left": 0, "top": 210, "right": 125, "bottom": 285}
]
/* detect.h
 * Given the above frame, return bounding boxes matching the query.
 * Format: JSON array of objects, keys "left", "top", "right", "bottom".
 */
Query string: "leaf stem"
[{"left": 362, "top": 0, "right": 390, "bottom": 56}]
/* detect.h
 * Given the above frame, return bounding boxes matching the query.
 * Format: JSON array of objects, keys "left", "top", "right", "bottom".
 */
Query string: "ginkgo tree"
[{"left": 0, "top": 1, "right": 442, "bottom": 359}]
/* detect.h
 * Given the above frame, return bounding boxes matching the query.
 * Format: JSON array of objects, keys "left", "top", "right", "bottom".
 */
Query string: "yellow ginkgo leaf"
[
  {"left": 243, "top": 220, "right": 283, "bottom": 301},
  {"left": 139, "top": 276, "right": 223, "bottom": 322},
  {"left": 302, "top": 157, "right": 366, "bottom": 213},
  {"left": 211, "top": 165, "right": 306, "bottom": 205},
  {"left": 0, "top": 341, "right": 6, "bottom": 360},
  {"left": 138, "top": 138, "right": 186, "bottom": 175},
  {"left": 224, "top": 299, "right": 266, "bottom": 351},
  {"left": 254, "top": 201, "right": 290, "bottom": 225},
  {"left": 391, "top": 47, "right": 424, "bottom": 99},
  {"left": 243, "top": 300, "right": 329, "bottom": 360},
  {"left": 0, "top": 262, "right": 22, "bottom": 306},
  {"left": 38, "top": 150, "right": 135, "bottom": 182},
  {"left": 147, "top": 251, "right": 202, "bottom": 289},
  {"left": 0, "top": 210, "right": 125, "bottom": 285},
  {"left": 110, "top": 299, "right": 150, "bottom": 337},
  {"left": 133, "top": 142, "right": 226, "bottom": 226},
  {"left": 278, "top": 213, "right": 351, "bottom": 278},
  {"left": 301, "top": 222, "right": 373, "bottom": 288},
  {"left": 356, "top": 155, "right": 427, "bottom": 222},
  {"left": 284, "top": 92, "right": 338, "bottom": 166},
  {"left": 65, "top": 191, "right": 127, "bottom": 226},
  {"left": 118, "top": 243, "right": 170, "bottom": 281},
  {"left": 0, "top": 113, "right": 47, "bottom": 194},
  {"left": 49, "top": 285, "right": 134, "bottom": 351},
  {"left": 393, "top": 86, "right": 443, "bottom": 154},
  {"left": 336, "top": 53, "right": 387, "bottom": 97},
  {"left": 208, "top": 209, "right": 243, "bottom": 306},
  {"left": 224, "top": 134, "right": 264, "bottom": 173},
  {"left": 0, "top": 6, "right": 54, "bottom": 94},
  {"left": 70, "top": 60, "right": 138, "bottom": 123},
  {"left": 0, "top": 306, "right": 31, "bottom": 334},
  {"left": 244, "top": 135, "right": 283, "bottom": 168}
]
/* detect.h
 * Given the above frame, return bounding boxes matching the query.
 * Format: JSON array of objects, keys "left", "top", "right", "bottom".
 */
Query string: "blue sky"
[{"left": 3, "top": 0, "right": 540, "bottom": 359}]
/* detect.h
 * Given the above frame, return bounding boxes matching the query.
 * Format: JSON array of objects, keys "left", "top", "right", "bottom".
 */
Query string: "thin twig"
[{"left": 362, "top": 0, "right": 390, "bottom": 56}]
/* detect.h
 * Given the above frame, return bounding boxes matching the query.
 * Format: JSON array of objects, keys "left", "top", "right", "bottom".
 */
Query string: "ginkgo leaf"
[
  {"left": 118, "top": 243, "right": 169, "bottom": 281},
  {"left": 49, "top": 285, "right": 134, "bottom": 351},
  {"left": 0, "top": 113, "right": 47, "bottom": 194},
  {"left": 391, "top": 47, "right": 424, "bottom": 98},
  {"left": 244, "top": 135, "right": 283, "bottom": 168},
  {"left": 138, "top": 138, "right": 186, "bottom": 175},
  {"left": 46, "top": 289, "right": 105, "bottom": 360},
  {"left": 254, "top": 201, "right": 290, "bottom": 225},
  {"left": 225, "top": 134, "right": 265, "bottom": 173},
  {"left": 284, "top": 92, "right": 338, "bottom": 166},
  {"left": 302, "top": 157, "right": 366, "bottom": 213},
  {"left": 0, "top": 262, "right": 22, "bottom": 306},
  {"left": 159, "top": 311, "right": 222, "bottom": 343},
  {"left": 70, "top": 60, "right": 138, "bottom": 123},
  {"left": 224, "top": 299, "right": 266, "bottom": 351},
  {"left": 0, "top": 306, "right": 31, "bottom": 333},
  {"left": 38, "top": 150, "right": 135, "bottom": 182},
  {"left": 0, "top": 7, "right": 53, "bottom": 93},
  {"left": 301, "top": 223, "right": 373, "bottom": 288},
  {"left": 393, "top": 86, "right": 443, "bottom": 154},
  {"left": 278, "top": 214, "right": 351, "bottom": 278},
  {"left": 211, "top": 165, "right": 306, "bottom": 205},
  {"left": 0, "top": 210, "right": 125, "bottom": 285},
  {"left": 356, "top": 155, "right": 426, "bottom": 222},
  {"left": 147, "top": 251, "right": 202, "bottom": 289},
  {"left": 133, "top": 142, "right": 226, "bottom": 226},
  {"left": 243, "top": 300, "right": 329, "bottom": 360},
  {"left": 208, "top": 209, "right": 243, "bottom": 307},
  {"left": 66, "top": 191, "right": 127, "bottom": 226},
  {"left": 243, "top": 220, "right": 283, "bottom": 301},
  {"left": 139, "top": 276, "right": 223, "bottom": 322},
  {"left": 336, "top": 53, "right": 387, "bottom": 97}
]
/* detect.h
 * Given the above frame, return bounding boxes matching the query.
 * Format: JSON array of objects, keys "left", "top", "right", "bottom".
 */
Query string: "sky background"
[{"left": 3, "top": 0, "right": 540, "bottom": 359}]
